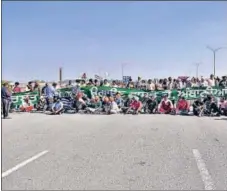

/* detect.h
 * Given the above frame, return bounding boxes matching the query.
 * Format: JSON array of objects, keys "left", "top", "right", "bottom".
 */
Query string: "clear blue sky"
[{"left": 2, "top": 1, "right": 227, "bottom": 81}]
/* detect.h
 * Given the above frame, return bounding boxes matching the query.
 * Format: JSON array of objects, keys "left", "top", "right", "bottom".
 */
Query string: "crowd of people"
[
  {"left": 62, "top": 74, "right": 226, "bottom": 90},
  {"left": 1, "top": 74, "right": 227, "bottom": 119},
  {"left": 35, "top": 88, "right": 226, "bottom": 117},
  {"left": 5, "top": 74, "right": 227, "bottom": 95}
]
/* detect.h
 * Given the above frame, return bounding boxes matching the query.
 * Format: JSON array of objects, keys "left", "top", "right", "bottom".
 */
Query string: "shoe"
[{"left": 4, "top": 116, "right": 12, "bottom": 119}]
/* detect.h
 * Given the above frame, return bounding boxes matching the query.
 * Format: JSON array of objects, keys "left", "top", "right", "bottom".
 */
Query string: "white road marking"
[
  {"left": 192, "top": 149, "right": 215, "bottom": 190},
  {"left": 2, "top": 150, "right": 48, "bottom": 178}
]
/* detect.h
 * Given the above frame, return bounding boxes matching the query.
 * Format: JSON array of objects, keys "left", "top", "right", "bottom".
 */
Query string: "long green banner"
[{"left": 11, "top": 86, "right": 227, "bottom": 108}]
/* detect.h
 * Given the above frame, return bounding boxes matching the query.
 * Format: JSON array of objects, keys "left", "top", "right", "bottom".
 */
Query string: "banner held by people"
[{"left": 10, "top": 86, "right": 227, "bottom": 109}]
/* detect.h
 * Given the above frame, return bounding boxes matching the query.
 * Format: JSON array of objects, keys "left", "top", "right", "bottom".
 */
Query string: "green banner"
[{"left": 11, "top": 86, "right": 227, "bottom": 109}]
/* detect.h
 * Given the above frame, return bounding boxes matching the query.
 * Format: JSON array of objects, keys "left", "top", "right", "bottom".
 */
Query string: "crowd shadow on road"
[{"left": 214, "top": 118, "right": 227, "bottom": 121}]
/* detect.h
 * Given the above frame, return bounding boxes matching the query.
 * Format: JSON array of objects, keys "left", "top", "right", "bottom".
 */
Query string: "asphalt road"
[{"left": 2, "top": 113, "right": 227, "bottom": 190}]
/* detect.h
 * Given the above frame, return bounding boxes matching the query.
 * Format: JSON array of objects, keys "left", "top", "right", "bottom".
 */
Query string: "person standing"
[
  {"left": 147, "top": 79, "right": 155, "bottom": 91},
  {"left": 13, "top": 82, "right": 21, "bottom": 93},
  {"left": 167, "top": 77, "right": 173, "bottom": 90},
  {"left": 44, "top": 83, "right": 58, "bottom": 106},
  {"left": 208, "top": 74, "right": 215, "bottom": 87},
  {"left": 26, "top": 81, "right": 33, "bottom": 92},
  {"left": 1, "top": 82, "right": 12, "bottom": 119},
  {"left": 219, "top": 76, "right": 227, "bottom": 88},
  {"left": 33, "top": 81, "right": 41, "bottom": 96}
]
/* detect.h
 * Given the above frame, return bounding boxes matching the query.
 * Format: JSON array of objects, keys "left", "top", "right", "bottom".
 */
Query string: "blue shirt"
[
  {"left": 1, "top": 87, "right": 11, "bottom": 100},
  {"left": 44, "top": 86, "right": 57, "bottom": 98},
  {"left": 53, "top": 101, "right": 63, "bottom": 111},
  {"left": 115, "top": 98, "right": 123, "bottom": 106}
]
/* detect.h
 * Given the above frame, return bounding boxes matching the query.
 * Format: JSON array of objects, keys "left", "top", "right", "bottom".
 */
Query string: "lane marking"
[
  {"left": 2, "top": 150, "right": 49, "bottom": 178},
  {"left": 192, "top": 149, "right": 215, "bottom": 190}
]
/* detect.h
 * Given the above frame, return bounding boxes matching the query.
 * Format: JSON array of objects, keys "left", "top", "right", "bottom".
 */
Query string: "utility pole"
[
  {"left": 59, "top": 67, "right": 62, "bottom": 86},
  {"left": 195, "top": 63, "right": 201, "bottom": 78},
  {"left": 206, "top": 46, "right": 226, "bottom": 77}
]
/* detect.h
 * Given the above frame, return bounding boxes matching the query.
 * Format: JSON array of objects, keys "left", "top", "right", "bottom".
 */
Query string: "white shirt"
[
  {"left": 147, "top": 83, "right": 155, "bottom": 91},
  {"left": 168, "top": 82, "right": 173, "bottom": 90},
  {"left": 111, "top": 101, "right": 119, "bottom": 111},
  {"left": 200, "top": 80, "right": 208, "bottom": 87},
  {"left": 112, "top": 85, "right": 119, "bottom": 88},
  {"left": 208, "top": 79, "right": 215, "bottom": 86},
  {"left": 103, "top": 83, "right": 110, "bottom": 87}
]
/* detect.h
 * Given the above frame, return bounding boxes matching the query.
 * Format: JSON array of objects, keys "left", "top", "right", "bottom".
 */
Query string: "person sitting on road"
[
  {"left": 20, "top": 96, "right": 34, "bottom": 112},
  {"left": 158, "top": 95, "right": 173, "bottom": 114},
  {"left": 86, "top": 96, "right": 102, "bottom": 113},
  {"left": 36, "top": 96, "right": 46, "bottom": 111},
  {"left": 109, "top": 97, "right": 120, "bottom": 114},
  {"left": 141, "top": 93, "right": 150, "bottom": 113},
  {"left": 115, "top": 92, "right": 124, "bottom": 108},
  {"left": 141, "top": 93, "right": 149, "bottom": 103},
  {"left": 127, "top": 96, "right": 142, "bottom": 114},
  {"left": 102, "top": 97, "right": 111, "bottom": 113},
  {"left": 74, "top": 92, "right": 87, "bottom": 112},
  {"left": 51, "top": 97, "right": 64, "bottom": 115},
  {"left": 203, "top": 95, "right": 220, "bottom": 116},
  {"left": 121, "top": 95, "right": 132, "bottom": 113},
  {"left": 146, "top": 95, "right": 158, "bottom": 114},
  {"left": 219, "top": 97, "right": 227, "bottom": 116},
  {"left": 176, "top": 96, "right": 189, "bottom": 115},
  {"left": 192, "top": 98, "right": 204, "bottom": 116}
]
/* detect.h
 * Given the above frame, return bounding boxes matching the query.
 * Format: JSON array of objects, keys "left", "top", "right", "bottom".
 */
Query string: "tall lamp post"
[
  {"left": 206, "top": 46, "right": 226, "bottom": 77},
  {"left": 195, "top": 62, "right": 201, "bottom": 78}
]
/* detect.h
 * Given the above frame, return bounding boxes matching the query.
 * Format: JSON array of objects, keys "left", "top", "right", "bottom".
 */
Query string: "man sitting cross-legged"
[
  {"left": 20, "top": 96, "right": 34, "bottom": 112},
  {"left": 158, "top": 95, "right": 174, "bottom": 114},
  {"left": 109, "top": 97, "right": 120, "bottom": 114},
  {"left": 86, "top": 96, "right": 103, "bottom": 113},
  {"left": 192, "top": 98, "right": 204, "bottom": 116},
  {"left": 175, "top": 96, "right": 190, "bottom": 115},
  {"left": 51, "top": 97, "right": 64, "bottom": 115},
  {"left": 126, "top": 96, "right": 143, "bottom": 114}
]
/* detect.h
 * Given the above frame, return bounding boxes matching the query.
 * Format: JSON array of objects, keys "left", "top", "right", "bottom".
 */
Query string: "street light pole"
[
  {"left": 206, "top": 46, "right": 225, "bottom": 77},
  {"left": 195, "top": 63, "right": 201, "bottom": 78}
]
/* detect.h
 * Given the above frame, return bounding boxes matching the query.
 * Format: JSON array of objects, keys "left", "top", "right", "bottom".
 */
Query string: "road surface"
[{"left": 2, "top": 113, "right": 227, "bottom": 190}]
